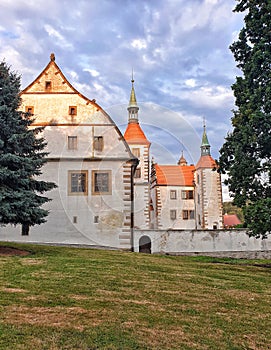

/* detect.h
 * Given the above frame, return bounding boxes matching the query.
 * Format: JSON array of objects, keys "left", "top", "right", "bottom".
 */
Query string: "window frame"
[
  {"left": 68, "top": 170, "right": 88, "bottom": 196},
  {"left": 45, "top": 81, "right": 52, "bottom": 90},
  {"left": 170, "top": 209, "right": 177, "bottom": 220},
  {"left": 93, "top": 136, "right": 104, "bottom": 152},
  {"left": 170, "top": 190, "right": 177, "bottom": 200},
  {"left": 67, "top": 136, "right": 78, "bottom": 150},
  {"left": 132, "top": 148, "right": 140, "bottom": 158},
  {"left": 92, "top": 170, "right": 112, "bottom": 195},
  {"left": 181, "top": 190, "right": 194, "bottom": 200},
  {"left": 25, "top": 106, "right": 34, "bottom": 114},
  {"left": 69, "top": 106, "right": 77, "bottom": 116},
  {"left": 134, "top": 167, "right": 141, "bottom": 178},
  {"left": 183, "top": 210, "right": 195, "bottom": 220}
]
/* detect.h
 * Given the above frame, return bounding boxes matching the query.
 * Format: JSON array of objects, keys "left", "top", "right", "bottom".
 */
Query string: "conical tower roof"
[
  {"left": 129, "top": 79, "right": 138, "bottom": 108},
  {"left": 196, "top": 123, "right": 216, "bottom": 169},
  {"left": 177, "top": 151, "right": 187, "bottom": 166},
  {"left": 124, "top": 76, "right": 150, "bottom": 146}
]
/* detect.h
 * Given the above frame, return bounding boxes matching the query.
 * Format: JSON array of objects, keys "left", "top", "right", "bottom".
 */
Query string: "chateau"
[{"left": 0, "top": 54, "right": 223, "bottom": 250}]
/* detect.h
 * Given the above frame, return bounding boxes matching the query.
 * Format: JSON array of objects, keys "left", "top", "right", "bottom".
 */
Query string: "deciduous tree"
[{"left": 219, "top": 0, "right": 271, "bottom": 238}]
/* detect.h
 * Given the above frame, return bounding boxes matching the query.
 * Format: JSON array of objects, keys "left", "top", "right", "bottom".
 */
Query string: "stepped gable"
[{"left": 154, "top": 164, "right": 195, "bottom": 186}]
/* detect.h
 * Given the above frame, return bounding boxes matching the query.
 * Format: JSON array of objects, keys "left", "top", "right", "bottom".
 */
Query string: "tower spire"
[
  {"left": 178, "top": 150, "right": 187, "bottom": 166},
  {"left": 200, "top": 120, "right": 211, "bottom": 156},
  {"left": 127, "top": 71, "right": 139, "bottom": 123}
]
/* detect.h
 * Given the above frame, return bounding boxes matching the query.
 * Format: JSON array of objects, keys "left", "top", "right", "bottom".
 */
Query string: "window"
[
  {"left": 183, "top": 210, "right": 195, "bottom": 220},
  {"left": 73, "top": 216, "right": 77, "bottom": 224},
  {"left": 45, "top": 81, "right": 52, "bottom": 90},
  {"left": 68, "top": 171, "right": 88, "bottom": 195},
  {"left": 68, "top": 136, "right": 77, "bottom": 150},
  {"left": 170, "top": 190, "right": 177, "bottom": 199},
  {"left": 94, "top": 216, "right": 99, "bottom": 223},
  {"left": 94, "top": 136, "right": 104, "bottom": 151},
  {"left": 181, "top": 190, "right": 194, "bottom": 200},
  {"left": 197, "top": 174, "right": 200, "bottom": 184},
  {"left": 25, "top": 106, "right": 34, "bottom": 114},
  {"left": 170, "top": 210, "right": 177, "bottom": 220},
  {"left": 92, "top": 170, "right": 111, "bottom": 195},
  {"left": 69, "top": 106, "right": 77, "bottom": 116},
  {"left": 134, "top": 168, "right": 141, "bottom": 178},
  {"left": 198, "top": 193, "right": 200, "bottom": 204},
  {"left": 132, "top": 148, "right": 140, "bottom": 158}
]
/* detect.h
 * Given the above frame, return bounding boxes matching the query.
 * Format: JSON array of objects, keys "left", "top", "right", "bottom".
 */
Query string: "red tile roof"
[
  {"left": 155, "top": 164, "right": 195, "bottom": 186},
  {"left": 223, "top": 214, "right": 241, "bottom": 228},
  {"left": 196, "top": 155, "right": 217, "bottom": 169},
  {"left": 124, "top": 123, "right": 150, "bottom": 145}
]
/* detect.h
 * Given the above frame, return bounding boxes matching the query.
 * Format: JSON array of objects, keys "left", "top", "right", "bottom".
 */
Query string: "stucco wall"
[{"left": 134, "top": 229, "right": 271, "bottom": 256}]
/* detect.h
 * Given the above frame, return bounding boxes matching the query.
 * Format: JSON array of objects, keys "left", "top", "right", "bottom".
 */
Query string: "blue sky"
[{"left": 0, "top": 0, "right": 245, "bottom": 199}]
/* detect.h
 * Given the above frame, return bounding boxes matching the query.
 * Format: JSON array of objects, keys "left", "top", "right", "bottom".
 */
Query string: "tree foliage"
[
  {"left": 219, "top": 0, "right": 271, "bottom": 238},
  {"left": 0, "top": 61, "right": 56, "bottom": 233}
]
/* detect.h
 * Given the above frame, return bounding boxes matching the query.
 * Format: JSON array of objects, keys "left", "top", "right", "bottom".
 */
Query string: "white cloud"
[
  {"left": 44, "top": 24, "right": 73, "bottom": 49},
  {"left": 182, "top": 85, "right": 233, "bottom": 109},
  {"left": 131, "top": 39, "right": 147, "bottom": 50},
  {"left": 84, "top": 68, "right": 100, "bottom": 77},
  {"left": 185, "top": 79, "right": 197, "bottom": 88}
]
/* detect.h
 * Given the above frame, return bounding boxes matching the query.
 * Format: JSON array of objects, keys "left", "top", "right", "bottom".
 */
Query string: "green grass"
[{"left": 0, "top": 243, "right": 271, "bottom": 350}]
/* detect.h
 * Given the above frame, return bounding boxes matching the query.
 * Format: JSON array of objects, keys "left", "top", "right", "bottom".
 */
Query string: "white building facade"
[
  {"left": 0, "top": 54, "right": 224, "bottom": 251},
  {"left": 0, "top": 54, "right": 137, "bottom": 249}
]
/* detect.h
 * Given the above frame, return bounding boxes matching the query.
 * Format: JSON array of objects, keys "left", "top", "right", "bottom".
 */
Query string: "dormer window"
[
  {"left": 69, "top": 106, "right": 77, "bottom": 116},
  {"left": 45, "top": 81, "right": 52, "bottom": 90},
  {"left": 25, "top": 106, "right": 34, "bottom": 115}
]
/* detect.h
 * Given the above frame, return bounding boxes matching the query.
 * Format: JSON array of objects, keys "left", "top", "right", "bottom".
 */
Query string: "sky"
[{"left": 0, "top": 0, "right": 245, "bottom": 200}]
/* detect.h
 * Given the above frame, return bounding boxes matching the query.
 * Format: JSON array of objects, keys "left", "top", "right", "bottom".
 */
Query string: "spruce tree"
[
  {"left": 0, "top": 61, "right": 56, "bottom": 234},
  {"left": 219, "top": 0, "right": 271, "bottom": 238}
]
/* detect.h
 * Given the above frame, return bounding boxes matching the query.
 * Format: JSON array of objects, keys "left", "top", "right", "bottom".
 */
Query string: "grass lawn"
[{"left": 0, "top": 243, "right": 270, "bottom": 350}]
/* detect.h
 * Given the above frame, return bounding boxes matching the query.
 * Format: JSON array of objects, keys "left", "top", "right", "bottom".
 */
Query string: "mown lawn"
[{"left": 0, "top": 243, "right": 270, "bottom": 350}]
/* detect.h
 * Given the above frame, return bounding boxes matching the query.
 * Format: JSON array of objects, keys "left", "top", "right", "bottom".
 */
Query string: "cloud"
[{"left": 0, "top": 0, "right": 244, "bottom": 202}]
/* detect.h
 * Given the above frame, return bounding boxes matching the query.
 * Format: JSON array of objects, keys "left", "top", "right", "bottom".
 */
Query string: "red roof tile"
[
  {"left": 223, "top": 214, "right": 241, "bottom": 228},
  {"left": 196, "top": 155, "right": 217, "bottom": 169},
  {"left": 155, "top": 164, "right": 195, "bottom": 186},
  {"left": 124, "top": 123, "right": 150, "bottom": 145}
]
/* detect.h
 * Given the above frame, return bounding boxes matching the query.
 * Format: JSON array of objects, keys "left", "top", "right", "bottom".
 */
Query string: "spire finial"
[
  {"left": 131, "top": 68, "right": 134, "bottom": 84},
  {"left": 178, "top": 149, "right": 187, "bottom": 166},
  {"left": 127, "top": 71, "right": 139, "bottom": 123},
  {"left": 50, "top": 53, "right": 55, "bottom": 61},
  {"left": 201, "top": 119, "right": 211, "bottom": 156}
]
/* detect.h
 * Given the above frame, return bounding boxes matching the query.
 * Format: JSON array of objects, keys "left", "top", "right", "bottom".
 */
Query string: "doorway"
[{"left": 139, "top": 236, "right": 151, "bottom": 254}]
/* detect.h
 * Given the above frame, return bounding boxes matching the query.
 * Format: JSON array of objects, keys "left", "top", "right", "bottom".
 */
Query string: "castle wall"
[{"left": 134, "top": 229, "right": 271, "bottom": 255}]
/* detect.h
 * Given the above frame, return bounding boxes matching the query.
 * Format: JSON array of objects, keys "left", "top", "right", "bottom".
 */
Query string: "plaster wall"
[
  {"left": 156, "top": 186, "right": 196, "bottom": 229},
  {"left": 130, "top": 144, "right": 150, "bottom": 229},
  {"left": 134, "top": 229, "right": 271, "bottom": 254},
  {"left": 0, "top": 159, "right": 132, "bottom": 249}
]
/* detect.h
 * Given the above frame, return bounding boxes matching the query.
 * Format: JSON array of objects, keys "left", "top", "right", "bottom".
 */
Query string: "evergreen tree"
[
  {"left": 0, "top": 61, "right": 56, "bottom": 234},
  {"left": 219, "top": 0, "right": 271, "bottom": 238}
]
